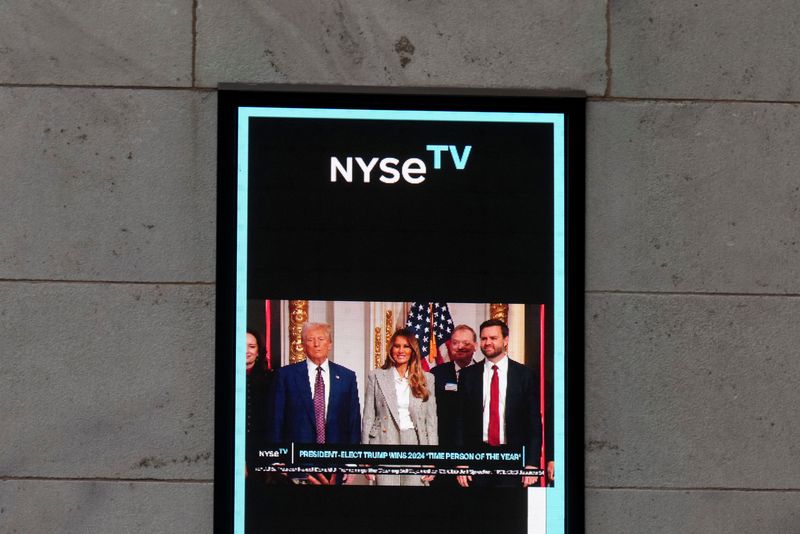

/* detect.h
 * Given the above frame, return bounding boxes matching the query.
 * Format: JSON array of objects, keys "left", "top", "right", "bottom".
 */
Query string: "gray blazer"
[{"left": 361, "top": 368, "right": 438, "bottom": 446}]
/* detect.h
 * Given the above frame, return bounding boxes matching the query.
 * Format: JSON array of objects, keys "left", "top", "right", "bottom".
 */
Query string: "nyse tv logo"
[{"left": 330, "top": 145, "right": 472, "bottom": 185}]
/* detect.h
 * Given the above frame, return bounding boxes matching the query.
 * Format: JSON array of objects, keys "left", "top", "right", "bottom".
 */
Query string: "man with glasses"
[{"left": 431, "top": 324, "right": 480, "bottom": 446}]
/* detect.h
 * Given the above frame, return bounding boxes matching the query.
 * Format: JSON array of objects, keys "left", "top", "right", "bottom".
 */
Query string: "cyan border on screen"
[
  {"left": 550, "top": 116, "right": 565, "bottom": 532},
  {"left": 235, "top": 107, "right": 567, "bottom": 534},
  {"left": 234, "top": 108, "right": 251, "bottom": 531}
]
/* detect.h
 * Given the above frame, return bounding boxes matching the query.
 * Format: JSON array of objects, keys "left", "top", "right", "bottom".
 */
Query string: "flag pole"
[{"left": 428, "top": 302, "right": 437, "bottom": 364}]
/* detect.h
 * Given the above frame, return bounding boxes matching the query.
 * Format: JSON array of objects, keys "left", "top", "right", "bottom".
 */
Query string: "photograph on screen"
[{"left": 243, "top": 300, "right": 553, "bottom": 490}]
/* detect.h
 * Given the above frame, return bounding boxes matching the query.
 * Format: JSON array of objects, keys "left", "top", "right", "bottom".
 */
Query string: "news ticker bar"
[
  {"left": 254, "top": 466, "right": 545, "bottom": 477},
  {"left": 254, "top": 443, "right": 536, "bottom": 470}
]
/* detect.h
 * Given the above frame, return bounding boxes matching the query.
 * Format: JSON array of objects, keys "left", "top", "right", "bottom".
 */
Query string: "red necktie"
[
  {"left": 488, "top": 364, "right": 500, "bottom": 446},
  {"left": 314, "top": 366, "right": 326, "bottom": 444}
]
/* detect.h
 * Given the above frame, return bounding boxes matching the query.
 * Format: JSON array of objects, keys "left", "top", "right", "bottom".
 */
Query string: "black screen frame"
[{"left": 215, "top": 85, "right": 585, "bottom": 534}]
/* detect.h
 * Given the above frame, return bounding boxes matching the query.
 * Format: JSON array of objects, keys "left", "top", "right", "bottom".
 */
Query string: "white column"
[
  {"left": 508, "top": 303, "right": 526, "bottom": 364},
  {"left": 330, "top": 300, "right": 369, "bottom": 412}
]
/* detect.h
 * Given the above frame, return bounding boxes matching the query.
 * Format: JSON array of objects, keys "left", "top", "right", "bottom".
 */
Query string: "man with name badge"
[
  {"left": 456, "top": 319, "right": 540, "bottom": 487},
  {"left": 430, "top": 324, "right": 479, "bottom": 487},
  {"left": 431, "top": 324, "right": 480, "bottom": 446},
  {"left": 268, "top": 322, "right": 361, "bottom": 483}
]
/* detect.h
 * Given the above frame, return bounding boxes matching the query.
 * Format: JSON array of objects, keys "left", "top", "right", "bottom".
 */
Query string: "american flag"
[{"left": 405, "top": 302, "right": 454, "bottom": 370}]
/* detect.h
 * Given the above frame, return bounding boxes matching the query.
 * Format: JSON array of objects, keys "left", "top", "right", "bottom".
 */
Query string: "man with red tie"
[{"left": 456, "top": 318, "right": 541, "bottom": 487}]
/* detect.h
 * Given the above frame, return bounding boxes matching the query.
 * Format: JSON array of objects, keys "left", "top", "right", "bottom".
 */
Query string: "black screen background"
[
  {"left": 247, "top": 117, "right": 554, "bottom": 304},
  {"left": 216, "top": 89, "right": 583, "bottom": 534}
]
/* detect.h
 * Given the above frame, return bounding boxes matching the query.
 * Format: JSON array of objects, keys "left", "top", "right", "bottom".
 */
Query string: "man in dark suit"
[
  {"left": 456, "top": 318, "right": 541, "bottom": 487},
  {"left": 268, "top": 322, "right": 361, "bottom": 482},
  {"left": 431, "top": 324, "right": 480, "bottom": 446},
  {"left": 430, "top": 324, "right": 479, "bottom": 488}
]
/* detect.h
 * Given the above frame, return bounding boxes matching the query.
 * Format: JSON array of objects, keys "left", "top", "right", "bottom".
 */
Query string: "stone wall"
[{"left": 2, "top": 1, "right": 798, "bottom": 532}]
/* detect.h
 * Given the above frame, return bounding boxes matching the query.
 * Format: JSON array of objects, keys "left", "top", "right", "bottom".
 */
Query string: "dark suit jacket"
[
  {"left": 456, "top": 358, "right": 541, "bottom": 467},
  {"left": 267, "top": 360, "right": 361, "bottom": 444},
  {"left": 431, "top": 362, "right": 459, "bottom": 446},
  {"left": 246, "top": 365, "right": 271, "bottom": 463}
]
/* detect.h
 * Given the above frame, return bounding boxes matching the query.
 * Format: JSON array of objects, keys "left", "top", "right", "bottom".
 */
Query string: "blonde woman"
[{"left": 362, "top": 328, "right": 438, "bottom": 486}]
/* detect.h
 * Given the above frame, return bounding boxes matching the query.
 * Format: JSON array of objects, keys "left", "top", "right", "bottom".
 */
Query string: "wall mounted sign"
[{"left": 216, "top": 86, "right": 584, "bottom": 534}]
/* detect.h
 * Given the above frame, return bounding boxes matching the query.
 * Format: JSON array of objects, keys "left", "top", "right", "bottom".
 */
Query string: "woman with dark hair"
[
  {"left": 245, "top": 328, "right": 271, "bottom": 449},
  {"left": 362, "top": 328, "right": 438, "bottom": 486},
  {"left": 245, "top": 328, "right": 272, "bottom": 529},
  {"left": 246, "top": 328, "right": 264, "bottom": 373}
]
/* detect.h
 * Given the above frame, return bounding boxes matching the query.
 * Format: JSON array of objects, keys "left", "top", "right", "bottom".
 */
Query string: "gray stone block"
[
  {"left": 587, "top": 100, "right": 800, "bottom": 294},
  {"left": 610, "top": 1, "right": 800, "bottom": 100},
  {"left": 0, "top": 1, "right": 193, "bottom": 87},
  {"left": 0, "top": 88, "right": 216, "bottom": 283},
  {"left": 586, "top": 488, "right": 800, "bottom": 534},
  {"left": 196, "top": 0, "right": 607, "bottom": 93},
  {"left": 0, "top": 479, "right": 212, "bottom": 534},
  {"left": 0, "top": 282, "right": 214, "bottom": 479},
  {"left": 585, "top": 293, "right": 800, "bottom": 489}
]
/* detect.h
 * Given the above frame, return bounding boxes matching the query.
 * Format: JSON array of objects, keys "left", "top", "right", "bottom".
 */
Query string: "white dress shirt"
[
  {"left": 454, "top": 358, "right": 478, "bottom": 381},
  {"left": 482, "top": 354, "right": 509, "bottom": 444},
  {"left": 394, "top": 371, "right": 415, "bottom": 431},
  {"left": 306, "top": 358, "right": 330, "bottom": 413}
]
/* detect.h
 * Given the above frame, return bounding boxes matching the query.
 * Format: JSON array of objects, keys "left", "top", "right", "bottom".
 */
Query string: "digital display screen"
[{"left": 216, "top": 88, "right": 583, "bottom": 534}]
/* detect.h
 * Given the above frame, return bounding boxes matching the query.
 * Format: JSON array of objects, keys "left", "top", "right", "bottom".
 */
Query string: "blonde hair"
[
  {"left": 301, "top": 322, "right": 332, "bottom": 341},
  {"left": 382, "top": 328, "right": 429, "bottom": 401},
  {"left": 452, "top": 324, "right": 477, "bottom": 342}
]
